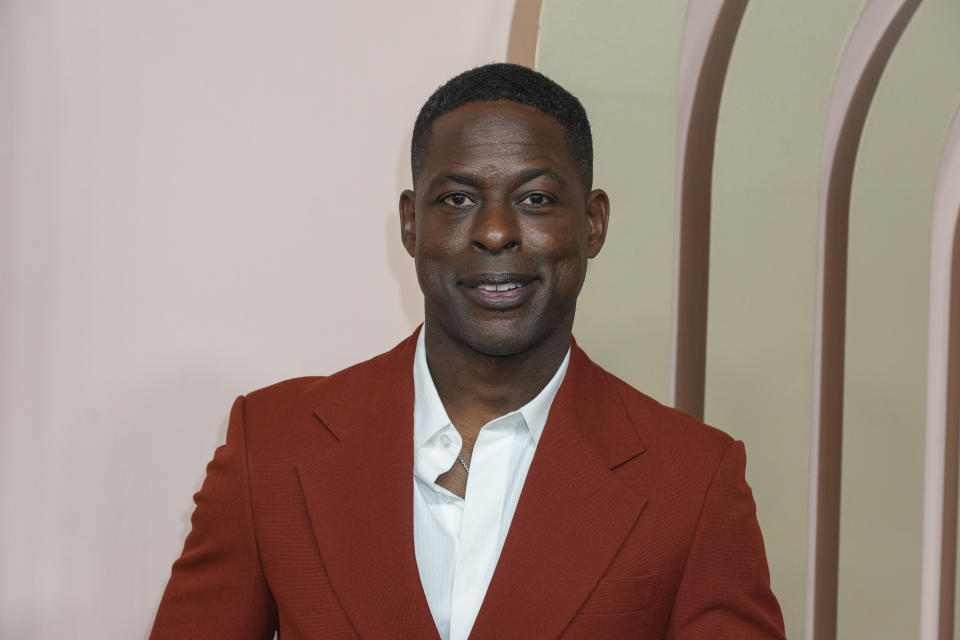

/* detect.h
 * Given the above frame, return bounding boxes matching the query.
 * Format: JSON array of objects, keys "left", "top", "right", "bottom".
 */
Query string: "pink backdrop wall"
[{"left": 0, "top": 2, "right": 516, "bottom": 637}]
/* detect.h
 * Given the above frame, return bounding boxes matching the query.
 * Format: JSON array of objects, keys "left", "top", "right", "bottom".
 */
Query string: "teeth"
[{"left": 478, "top": 282, "right": 522, "bottom": 292}]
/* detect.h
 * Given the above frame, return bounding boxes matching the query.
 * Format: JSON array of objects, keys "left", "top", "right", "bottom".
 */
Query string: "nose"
[{"left": 471, "top": 200, "right": 520, "bottom": 253}]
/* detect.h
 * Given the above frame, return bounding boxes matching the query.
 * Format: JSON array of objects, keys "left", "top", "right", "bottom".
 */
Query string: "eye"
[
  {"left": 518, "top": 192, "right": 553, "bottom": 207},
  {"left": 441, "top": 192, "right": 476, "bottom": 208}
]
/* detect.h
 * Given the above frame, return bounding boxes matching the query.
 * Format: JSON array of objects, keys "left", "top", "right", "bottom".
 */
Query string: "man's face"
[{"left": 400, "top": 100, "right": 609, "bottom": 357}]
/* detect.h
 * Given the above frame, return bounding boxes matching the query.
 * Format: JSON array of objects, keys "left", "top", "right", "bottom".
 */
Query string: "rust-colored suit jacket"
[{"left": 151, "top": 331, "right": 785, "bottom": 639}]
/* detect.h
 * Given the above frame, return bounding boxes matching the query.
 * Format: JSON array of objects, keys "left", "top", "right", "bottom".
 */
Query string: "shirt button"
[{"left": 439, "top": 434, "right": 451, "bottom": 448}]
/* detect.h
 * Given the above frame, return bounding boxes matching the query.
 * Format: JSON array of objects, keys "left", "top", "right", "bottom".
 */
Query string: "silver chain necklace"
[{"left": 456, "top": 453, "right": 470, "bottom": 473}]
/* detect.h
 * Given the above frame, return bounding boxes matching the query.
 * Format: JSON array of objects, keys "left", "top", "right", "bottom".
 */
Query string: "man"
[{"left": 151, "top": 63, "right": 785, "bottom": 639}]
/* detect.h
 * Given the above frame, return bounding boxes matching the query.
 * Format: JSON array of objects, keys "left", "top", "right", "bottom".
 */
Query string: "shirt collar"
[{"left": 412, "top": 326, "right": 570, "bottom": 451}]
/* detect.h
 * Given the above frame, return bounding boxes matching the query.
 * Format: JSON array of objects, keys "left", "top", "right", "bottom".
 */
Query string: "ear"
[
  {"left": 399, "top": 189, "right": 417, "bottom": 258},
  {"left": 584, "top": 189, "right": 610, "bottom": 258}
]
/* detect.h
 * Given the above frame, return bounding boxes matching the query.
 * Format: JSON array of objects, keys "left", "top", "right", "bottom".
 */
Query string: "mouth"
[
  {"left": 476, "top": 281, "right": 524, "bottom": 293},
  {"left": 460, "top": 273, "right": 537, "bottom": 310}
]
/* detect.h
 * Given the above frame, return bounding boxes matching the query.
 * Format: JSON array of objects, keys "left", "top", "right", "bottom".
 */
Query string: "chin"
[
  {"left": 458, "top": 318, "right": 550, "bottom": 358},
  {"left": 464, "top": 334, "right": 529, "bottom": 357},
  {"left": 424, "top": 298, "right": 572, "bottom": 359}
]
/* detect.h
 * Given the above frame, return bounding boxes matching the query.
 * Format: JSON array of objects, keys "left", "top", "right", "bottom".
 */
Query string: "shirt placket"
[{"left": 447, "top": 416, "right": 520, "bottom": 640}]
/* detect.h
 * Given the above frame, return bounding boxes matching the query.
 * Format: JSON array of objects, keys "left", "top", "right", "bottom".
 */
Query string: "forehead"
[{"left": 418, "top": 101, "right": 576, "bottom": 181}]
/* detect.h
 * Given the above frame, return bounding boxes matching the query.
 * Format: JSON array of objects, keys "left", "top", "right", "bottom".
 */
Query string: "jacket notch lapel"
[
  {"left": 468, "top": 357, "right": 648, "bottom": 640},
  {"left": 296, "top": 332, "right": 440, "bottom": 640}
]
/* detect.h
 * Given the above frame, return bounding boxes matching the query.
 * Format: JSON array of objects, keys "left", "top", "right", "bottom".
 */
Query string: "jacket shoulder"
[
  {"left": 241, "top": 333, "right": 415, "bottom": 435},
  {"left": 244, "top": 375, "right": 327, "bottom": 407},
  {"left": 603, "top": 367, "right": 735, "bottom": 459}
]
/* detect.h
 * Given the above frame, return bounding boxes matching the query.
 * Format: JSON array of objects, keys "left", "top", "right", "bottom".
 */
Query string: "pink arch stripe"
[
  {"left": 671, "top": 0, "right": 749, "bottom": 420},
  {"left": 921, "top": 104, "right": 960, "bottom": 640},
  {"left": 806, "top": 2, "right": 920, "bottom": 639}
]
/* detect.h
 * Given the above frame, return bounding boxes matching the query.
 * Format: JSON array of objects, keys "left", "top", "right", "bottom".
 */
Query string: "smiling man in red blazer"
[{"left": 151, "top": 63, "right": 785, "bottom": 639}]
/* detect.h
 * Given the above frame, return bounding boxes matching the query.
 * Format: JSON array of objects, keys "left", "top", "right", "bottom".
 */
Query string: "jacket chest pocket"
[{"left": 578, "top": 573, "right": 657, "bottom": 615}]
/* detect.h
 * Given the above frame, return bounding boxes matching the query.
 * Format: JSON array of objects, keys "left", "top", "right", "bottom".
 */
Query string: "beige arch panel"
[
  {"left": 921, "top": 105, "right": 960, "bottom": 640},
  {"left": 806, "top": 2, "right": 921, "bottom": 639},
  {"left": 671, "top": 0, "right": 748, "bottom": 419}
]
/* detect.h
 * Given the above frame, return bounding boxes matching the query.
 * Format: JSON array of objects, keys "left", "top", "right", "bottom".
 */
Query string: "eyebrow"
[
  {"left": 513, "top": 167, "right": 567, "bottom": 190},
  {"left": 428, "top": 173, "right": 486, "bottom": 191},
  {"left": 426, "top": 167, "right": 568, "bottom": 192}
]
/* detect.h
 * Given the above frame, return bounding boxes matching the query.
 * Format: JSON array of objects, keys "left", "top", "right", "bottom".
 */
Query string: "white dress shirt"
[{"left": 412, "top": 328, "right": 570, "bottom": 640}]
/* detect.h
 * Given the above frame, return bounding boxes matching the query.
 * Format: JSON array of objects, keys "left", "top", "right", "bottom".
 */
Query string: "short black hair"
[{"left": 411, "top": 63, "right": 594, "bottom": 189}]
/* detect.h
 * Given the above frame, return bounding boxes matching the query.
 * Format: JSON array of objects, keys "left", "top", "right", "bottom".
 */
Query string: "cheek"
[
  {"left": 527, "top": 229, "right": 588, "bottom": 295},
  {"left": 554, "top": 260, "right": 587, "bottom": 295},
  {"left": 525, "top": 223, "right": 587, "bottom": 266},
  {"left": 417, "top": 217, "right": 468, "bottom": 256},
  {"left": 415, "top": 238, "right": 463, "bottom": 292}
]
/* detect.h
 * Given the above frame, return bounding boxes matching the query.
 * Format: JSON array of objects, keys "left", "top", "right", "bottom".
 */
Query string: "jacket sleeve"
[
  {"left": 151, "top": 396, "right": 278, "bottom": 639},
  {"left": 665, "top": 440, "right": 786, "bottom": 639}
]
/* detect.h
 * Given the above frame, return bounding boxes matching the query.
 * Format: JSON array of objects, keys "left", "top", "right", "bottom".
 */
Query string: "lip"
[{"left": 459, "top": 272, "right": 538, "bottom": 310}]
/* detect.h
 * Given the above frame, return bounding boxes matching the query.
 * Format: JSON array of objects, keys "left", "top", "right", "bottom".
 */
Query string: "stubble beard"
[{"left": 423, "top": 296, "right": 577, "bottom": 361}]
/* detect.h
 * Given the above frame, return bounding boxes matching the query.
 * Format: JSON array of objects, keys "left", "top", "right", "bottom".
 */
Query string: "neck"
[{"left": 423, "top": 321, "right": 572, "bottom": 441}]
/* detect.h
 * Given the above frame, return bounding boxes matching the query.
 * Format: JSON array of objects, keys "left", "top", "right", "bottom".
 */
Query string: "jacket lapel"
[
  {"left": 469, "top": 343, "right": 648, "bottom": 640},
  {"left": 296, "top": 333, "right": 440, "bottom": 640}
]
